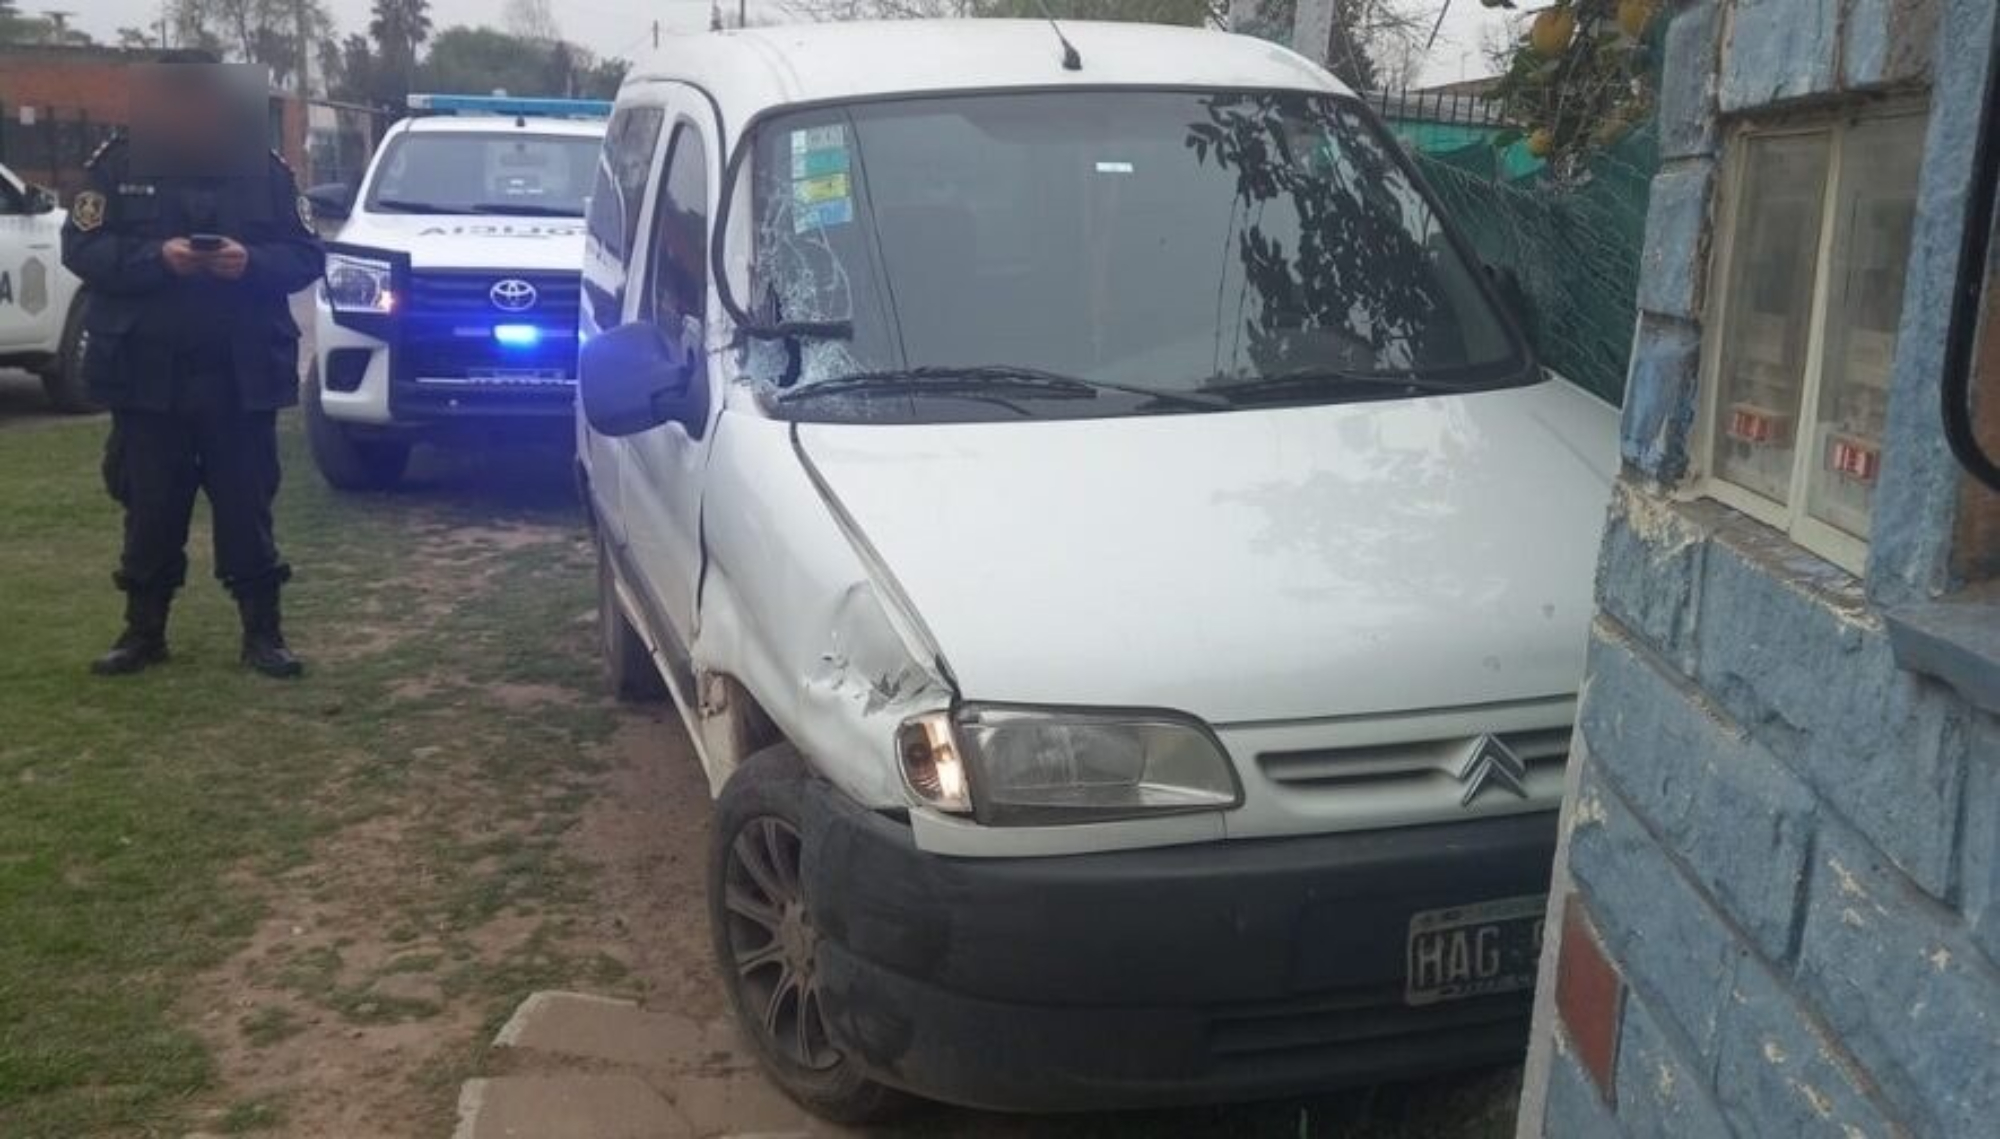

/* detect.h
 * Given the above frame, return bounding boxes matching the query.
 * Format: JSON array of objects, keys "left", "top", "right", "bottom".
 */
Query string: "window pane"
[
  {"left": 1806, "top": 116, "right": 1925, "bottom": 538},
  {"left": 648, "top": 127, "right": 709, "bottom": 331},
  {"left": 1712, "top": 134, "right": 1831, "bottom": 502}
]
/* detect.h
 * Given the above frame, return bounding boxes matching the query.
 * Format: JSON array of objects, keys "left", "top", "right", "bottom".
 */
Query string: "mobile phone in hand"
[{"left": 189, "top": 233, "right": 226, "bottom": 252}]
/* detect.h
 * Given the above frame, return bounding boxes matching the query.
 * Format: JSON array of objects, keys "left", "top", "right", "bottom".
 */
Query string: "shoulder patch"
[
  {"left": 297, "top": 193, "right": 314, "bottom": 230},
  {"left": 71, "top": 190, "right": 107, "bottom": 232}
]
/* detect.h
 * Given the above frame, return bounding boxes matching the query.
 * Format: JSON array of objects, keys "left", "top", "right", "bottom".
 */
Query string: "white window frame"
[{"left": 1690, "top": 103, "right": 1928, "bottom": 577}]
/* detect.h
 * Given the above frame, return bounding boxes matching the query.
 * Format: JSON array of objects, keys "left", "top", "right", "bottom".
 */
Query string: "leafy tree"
[
  {"left": 169, "top": 0, "right": 335, "bottom": 89},
  {"left": 367, "top": 0, "right": 432, "bottom": 109},
  {"left": 504, "top": 0, "right": 561, "bottom": 42},
  {"left": 2, "top": 2, "right": 96, "bottom": 46}
]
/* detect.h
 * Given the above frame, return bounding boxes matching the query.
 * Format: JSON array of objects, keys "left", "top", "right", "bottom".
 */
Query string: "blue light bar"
[
  {"left": 407, "top": 93, "right": 612, "bottom": 120},
  {"left": 493, "top": 324, "right": 543, "bottom": 348}
]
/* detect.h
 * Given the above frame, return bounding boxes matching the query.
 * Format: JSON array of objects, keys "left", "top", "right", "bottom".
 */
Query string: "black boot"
[
  {"left": 238, "top": 590, "right": 304, "bottom": 679},
  {"left": 91, "top": 590, "right": 173, "bottom": 676}
]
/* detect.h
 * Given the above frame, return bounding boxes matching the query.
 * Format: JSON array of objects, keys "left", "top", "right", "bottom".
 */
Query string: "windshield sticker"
[
  {"left": 793, "top": 173, "right": 850, "bottom": 206},
  {"left": 791, "top": 145, "right": 849, "bottom": 180},
  {"left": 1095, "top": 160, "right": 1135, "bottom": 174},
  {"left": 794, "top": 198, "right": 854, "bottom": 233},
  {"left": 791, "top": 171, "right": 853, "bottom": 234},
  {"left": 788, "top": 126, "right": 854, "bottom": 234},
  {"left": 790, "top": 125, "right": 846, "bottom": 154}
]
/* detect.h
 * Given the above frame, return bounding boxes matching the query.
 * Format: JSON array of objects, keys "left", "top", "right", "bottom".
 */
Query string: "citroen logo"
[
  {"left": 1458, "top": 734, "right": 1530, "bottom": 806},
  {"left": 490, "top": 278, "right": 538, "bottom": 312}
]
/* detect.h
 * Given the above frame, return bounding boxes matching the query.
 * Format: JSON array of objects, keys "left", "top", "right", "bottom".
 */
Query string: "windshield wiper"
[
  {"left": 1199, "top": 368, "right": 1472, "bottom": 404},
  {"left": 775, "top": 365, "right": 1228, "bottom": 412},
  {"left": 468, "top": 202, "right": 581, "bottom": 217},
  {"left": 370, "top": 197, "right": 473, "bottom": 215}
]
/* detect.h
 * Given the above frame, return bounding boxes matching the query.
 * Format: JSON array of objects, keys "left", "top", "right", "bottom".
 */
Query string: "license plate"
[{"left": 1405, "top": 894, "right": 1547, "bottom": 1006}]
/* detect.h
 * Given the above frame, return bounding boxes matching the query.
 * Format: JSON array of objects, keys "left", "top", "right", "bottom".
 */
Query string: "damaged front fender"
[{"left": 689, "top": 407, "right": 954, "bottom": 808}]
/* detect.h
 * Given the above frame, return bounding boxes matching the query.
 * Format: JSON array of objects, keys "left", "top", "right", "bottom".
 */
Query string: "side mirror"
[
  {"left": 305, "top": 182, "right": 354, "bottom": 221},
  {"left": 580, "top": 321, "right": 699, "bottom": 437},
  {"left": 26, "top": 184, "right": 58, "bottom": 213}
]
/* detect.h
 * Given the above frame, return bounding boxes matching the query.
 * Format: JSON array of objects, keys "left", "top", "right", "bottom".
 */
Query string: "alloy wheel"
[{"left": 720, "top": 817, "right": 840, "bottom": 1071}]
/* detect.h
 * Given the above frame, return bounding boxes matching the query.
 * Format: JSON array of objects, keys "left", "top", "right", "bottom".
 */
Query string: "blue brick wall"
[{"left": 1523, "top": 0, "right": 2000, "bottom": 1135}]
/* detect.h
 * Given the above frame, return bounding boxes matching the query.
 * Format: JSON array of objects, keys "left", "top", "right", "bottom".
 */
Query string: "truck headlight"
[
  {"left": 325, "top": 252, "right": 395, "bottom": 314},
  {"left": 897, "top": 705, "right": 1240, "bottom": 825}
]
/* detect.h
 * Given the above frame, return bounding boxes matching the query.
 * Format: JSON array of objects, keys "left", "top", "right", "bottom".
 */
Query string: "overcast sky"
[{"left": 71, "top": 1, "right": 1511, "bottom": 89}]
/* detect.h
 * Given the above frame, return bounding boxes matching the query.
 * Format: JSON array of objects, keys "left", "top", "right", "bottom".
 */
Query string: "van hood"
[
  {"left": 334, "top": 211, "right": 585, "bottom": 271},
  {"left": 795, "top": 380, "right": 1617, "bottom": 727}
]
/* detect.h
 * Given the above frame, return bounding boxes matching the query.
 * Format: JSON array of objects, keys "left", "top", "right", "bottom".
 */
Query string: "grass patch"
[
  {"left": 216, "top": 1095, "right": 286, "bottom": 1133},
  {"left": 0, "top": 414, "right": 612, "bottom": 1137},
  {"left": 237, "top": 1007, "right": 302, "bottom": 1049}
]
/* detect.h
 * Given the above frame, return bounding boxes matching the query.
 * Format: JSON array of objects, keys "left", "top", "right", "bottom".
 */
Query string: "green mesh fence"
[{"left": 1388, "top": 121, "right": 1659, "bottom": 405}]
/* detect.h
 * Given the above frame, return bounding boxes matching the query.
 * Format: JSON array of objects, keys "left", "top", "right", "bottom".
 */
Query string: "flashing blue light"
[
  {"left": 493, "top": 323, "right": 543, "bottom": 348},
  {"left": 407, "top": 93, "right": 612, "bottom": 120}
]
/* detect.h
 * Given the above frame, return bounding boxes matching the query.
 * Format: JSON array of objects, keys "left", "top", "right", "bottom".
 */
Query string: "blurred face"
[{"left": 129, "top": 63, "right": 266, "bottom": 175}]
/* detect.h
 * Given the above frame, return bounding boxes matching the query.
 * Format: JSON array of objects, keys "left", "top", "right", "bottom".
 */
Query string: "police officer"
[{"left": 61, "top": 53, "right": 324, "bottom": 678}]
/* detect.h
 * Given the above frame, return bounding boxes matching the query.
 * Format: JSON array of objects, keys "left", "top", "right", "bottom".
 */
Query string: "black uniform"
[{"left": 61, "top": 134, "right": 324, "bottom": 675}]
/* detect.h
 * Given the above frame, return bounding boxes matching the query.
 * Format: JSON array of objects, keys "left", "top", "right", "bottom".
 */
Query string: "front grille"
[
  {"left": 400, "top": 270, "right": 580, "bottom": 386},
  {"left": 1257, "top": 727, "right": 1571, "bottom": 791},
  {"left": 405, "top": 271, "right": 581, "bottom": 321}
]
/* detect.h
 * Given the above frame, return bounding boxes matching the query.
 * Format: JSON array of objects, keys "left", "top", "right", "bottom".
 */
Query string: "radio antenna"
[{"left": 1031, "top": 0, "right": 1083, "bottom": 71}]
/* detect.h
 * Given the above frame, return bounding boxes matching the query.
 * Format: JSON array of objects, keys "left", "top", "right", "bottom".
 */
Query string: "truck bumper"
[{"left": 796, "top": 783, "right": 1556, "bottom": 1113}]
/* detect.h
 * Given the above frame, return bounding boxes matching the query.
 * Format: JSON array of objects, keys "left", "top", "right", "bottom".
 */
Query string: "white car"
[
  {"left": 0, "top": 162, "right": 90, "bottom": 410},
  {"left": 578, "top": 19, "right": 1617, "bottom": 1120},
  {"left": 304, "top": 95, "right": 608, "bottom": 489}
]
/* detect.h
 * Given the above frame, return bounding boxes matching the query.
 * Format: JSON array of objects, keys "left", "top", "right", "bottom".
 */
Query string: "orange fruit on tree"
[
  {"left": 1527, "top": 128, "right": 1555, "bottom": 157},
  {"left": 1530, "top": 7, "right": 1577, "bottom": 58},
  {"left": 1617, "top": 0, "right": 1658, "bottom": 37}
]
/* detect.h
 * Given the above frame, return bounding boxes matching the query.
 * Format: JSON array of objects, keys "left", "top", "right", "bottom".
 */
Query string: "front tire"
[
  {"left": 710, "top": 746, "right": 908, "bottom": 1125},
  {"left": 305, "top": 364, "right": 410, "bottom": 491},
  {"left": 40, "top": 297, "right": 97, "bottom": 413},
  {"left": 597, "top": 533, "right": 665, "bottom": 702}
]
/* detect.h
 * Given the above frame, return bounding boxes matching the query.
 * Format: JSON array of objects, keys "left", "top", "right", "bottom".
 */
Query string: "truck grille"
[{"left": 400, "top": 270, "right": 580, "bottom": 386}]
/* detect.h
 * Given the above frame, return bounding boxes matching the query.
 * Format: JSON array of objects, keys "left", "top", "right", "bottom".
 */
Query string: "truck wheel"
[
  {"left": 710, "top": 746, "right": 908, "bottom": 1125},
  {"left": 597, "top": 533, "right": 665, "bottom": 702},
  {"left": 305, "top": 366, "right": 410, "bottom": 491},
  {"left": 40, "top": 298, "right": 97, "bottom": 413}
]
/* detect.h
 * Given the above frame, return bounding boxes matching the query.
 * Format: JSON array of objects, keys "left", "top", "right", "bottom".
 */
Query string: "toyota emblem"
[{"left": 490, "top": 278, "right": 538, "bottom": 312}]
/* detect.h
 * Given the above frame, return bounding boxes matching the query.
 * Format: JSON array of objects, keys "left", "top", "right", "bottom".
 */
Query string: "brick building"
[
  {"left": 0, "top": 44, "right": 310, "bottom": 194},
  {"left": 1518, "top": 0, "right": 1999, "bottom": 1136}
]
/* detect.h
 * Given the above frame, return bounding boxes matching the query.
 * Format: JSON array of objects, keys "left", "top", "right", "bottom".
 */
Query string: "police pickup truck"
[
  {"left": 0, "top": 161, "right": 90, "bottom": 410},
  {"left": 303, "top": 94, "right": 608, "bottom": 489}
]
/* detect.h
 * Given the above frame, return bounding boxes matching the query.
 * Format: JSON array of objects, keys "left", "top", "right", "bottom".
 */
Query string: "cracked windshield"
[{"left": 753, "top": 90, "right": 1525, "bottom": 417}]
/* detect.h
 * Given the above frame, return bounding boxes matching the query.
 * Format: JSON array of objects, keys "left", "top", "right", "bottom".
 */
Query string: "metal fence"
[
  {"left": 1362, "top": 88, "right": 1512, "bottom": 129},
  {"left": 0, "top": 103, "right": 119, "bottom": 198}
]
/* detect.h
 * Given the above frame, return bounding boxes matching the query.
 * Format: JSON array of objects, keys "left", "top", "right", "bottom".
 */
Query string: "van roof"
[{"left": 626, "top": 19, "right": 1346, "bottom": 127}]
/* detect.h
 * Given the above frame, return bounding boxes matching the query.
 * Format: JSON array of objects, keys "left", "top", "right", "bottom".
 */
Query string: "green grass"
[{"left": 0, "top": 413, "right": 619, "bottom": 1137}]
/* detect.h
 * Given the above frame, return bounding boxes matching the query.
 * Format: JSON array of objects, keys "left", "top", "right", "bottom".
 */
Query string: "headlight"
[
  {"left": 896, "top": 705, "right": 1240, "bottom": 825},
  {"left": 324, "top": 253, "right": 395, "bottom": 314}
]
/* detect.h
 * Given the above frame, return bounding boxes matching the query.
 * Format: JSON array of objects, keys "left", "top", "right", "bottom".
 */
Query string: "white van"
[
  {"left": 578, "top": 19, "right": 1616, "bottom": 1121},
  {"left": 304, "top": 95, "right": 608, "bottom": 489},
  {"left": 0, "top": 162, "right": 89, "bottom": 410}
]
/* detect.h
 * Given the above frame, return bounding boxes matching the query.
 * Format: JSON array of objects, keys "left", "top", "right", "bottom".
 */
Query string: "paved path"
[{"left": 457, "top": 992, "right": 850, "bottom": 1139}]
